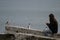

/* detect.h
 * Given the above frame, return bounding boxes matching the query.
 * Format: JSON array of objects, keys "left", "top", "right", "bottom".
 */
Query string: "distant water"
[{"left": 0, "top": 10, "right": 60, "bottom": 33}]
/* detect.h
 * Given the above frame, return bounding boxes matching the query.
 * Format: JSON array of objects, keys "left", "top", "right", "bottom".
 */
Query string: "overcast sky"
[{"left": 0, "top": 0, "right": 60, "bottom": 33}]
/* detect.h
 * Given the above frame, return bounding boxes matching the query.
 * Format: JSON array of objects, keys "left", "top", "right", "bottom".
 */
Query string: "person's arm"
[{"left": 46, "top": 23, "right": 50, "bottom": 27}]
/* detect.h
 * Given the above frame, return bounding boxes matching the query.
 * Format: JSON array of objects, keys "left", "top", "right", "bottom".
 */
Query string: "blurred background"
[{"left": 0, "top": 0, "right": 60, "bottom": 33}]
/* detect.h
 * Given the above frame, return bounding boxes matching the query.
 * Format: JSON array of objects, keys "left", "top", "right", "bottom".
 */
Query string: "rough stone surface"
[
  {"left": 2, "top": 25, "right": 59, "bottom": 40},
  {"left": 0, "top": 34, "right": 15, "bottom": 40}
]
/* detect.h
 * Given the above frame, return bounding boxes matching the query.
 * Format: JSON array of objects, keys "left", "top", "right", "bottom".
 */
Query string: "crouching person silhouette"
[{"left": 43, "top": 13, "right": 58, "bottom": 36}]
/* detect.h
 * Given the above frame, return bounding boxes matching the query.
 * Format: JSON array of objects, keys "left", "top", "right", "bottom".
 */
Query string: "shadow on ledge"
[{"left": 0, "top": 34, "right": 15, "bottom": 40}]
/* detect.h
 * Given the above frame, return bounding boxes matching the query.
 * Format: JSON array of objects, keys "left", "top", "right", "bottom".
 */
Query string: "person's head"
[
  {"left": 49, "top": 13, "right": 54, "bottom": 18},
  {"left": 49, "top": 13, "right": 55, "bottom": 19}
]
